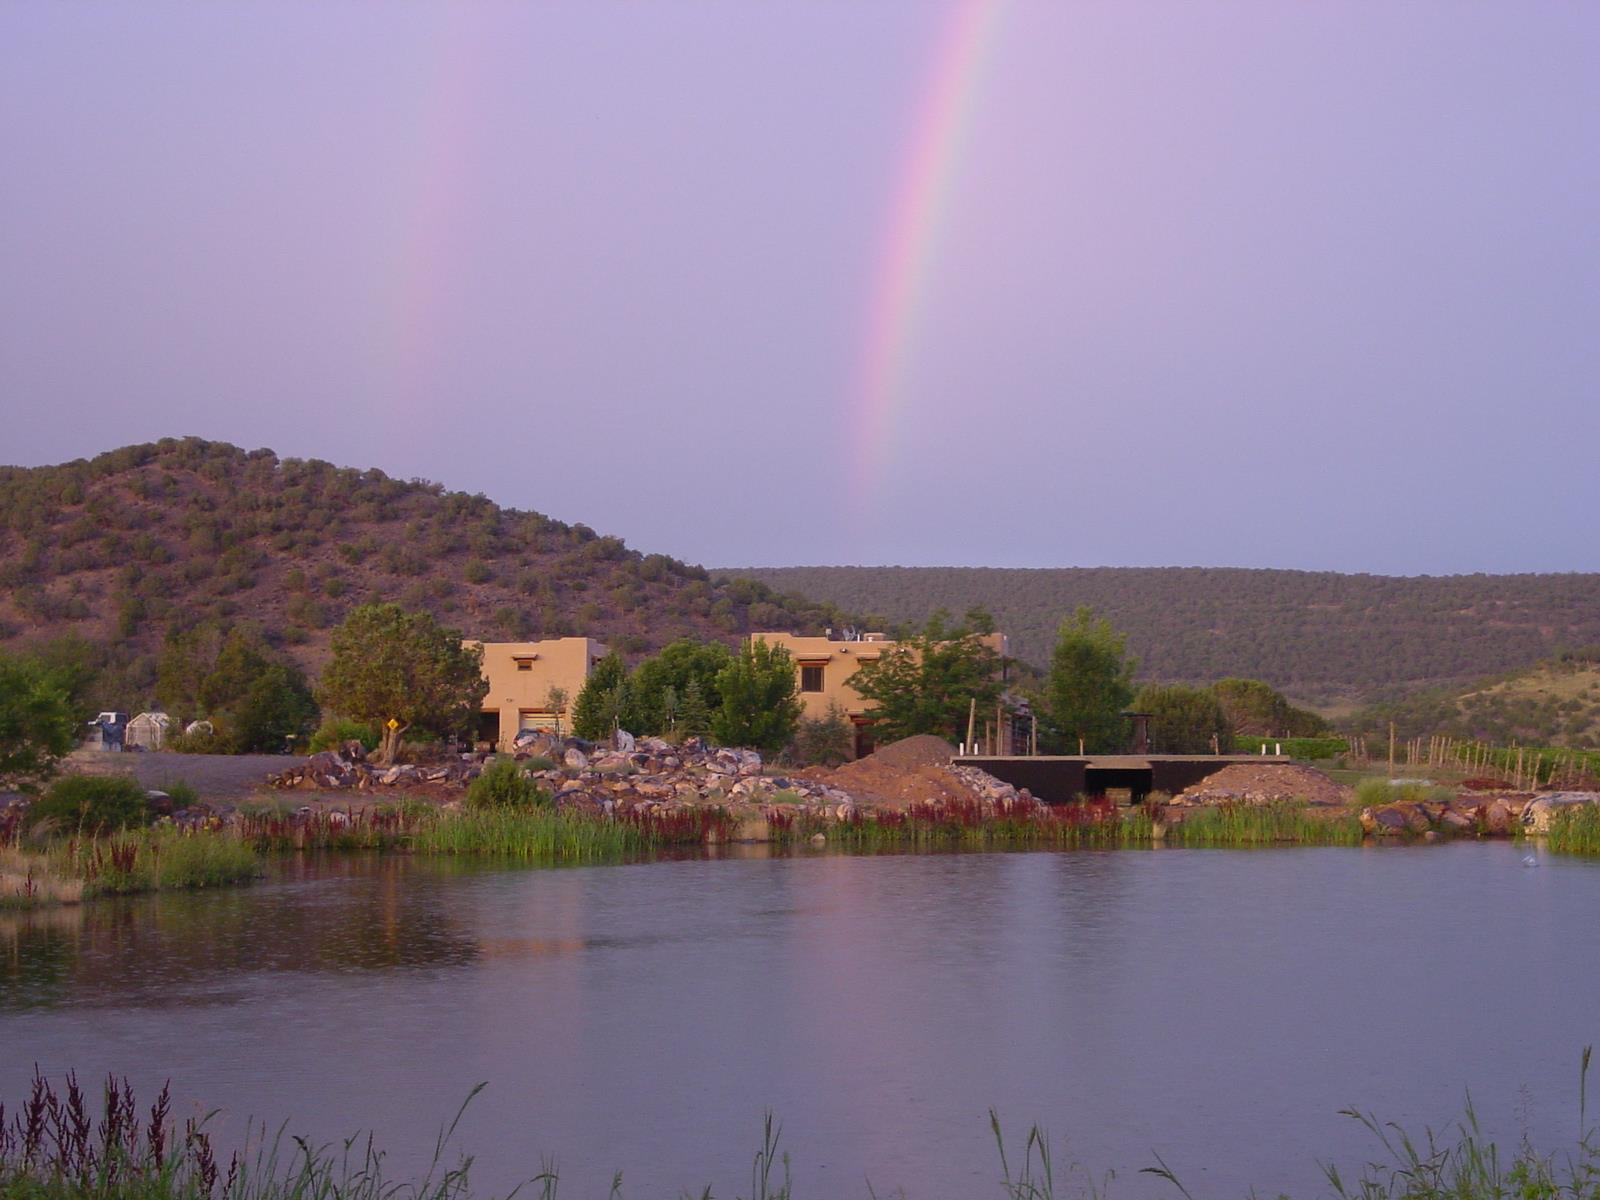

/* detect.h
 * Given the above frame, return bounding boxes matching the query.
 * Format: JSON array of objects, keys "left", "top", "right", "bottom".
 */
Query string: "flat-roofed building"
[
  {"left": 468, "top": 638, "right": 609, "bottom": 750},
  {"left": 752, "top": 630, "right": 1010, "bottom": 758}
]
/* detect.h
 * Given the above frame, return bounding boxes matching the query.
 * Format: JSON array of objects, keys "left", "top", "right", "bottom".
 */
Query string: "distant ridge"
[
  {"left": 0, "top": 438, "right": 842, "bottom": 703},
  {"left": 716, "top": 565, "right": 1600, "bottom": 706}
]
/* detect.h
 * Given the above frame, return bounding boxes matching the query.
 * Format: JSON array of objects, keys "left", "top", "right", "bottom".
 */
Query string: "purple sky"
[{"left": 2, "top": 2, "right": 1596, "bottom": 575}]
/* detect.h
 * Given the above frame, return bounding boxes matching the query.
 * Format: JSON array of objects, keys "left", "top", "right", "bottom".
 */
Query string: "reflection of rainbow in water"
[{"left": 853, "top": 0, "right": 1009, "bottom": 507}]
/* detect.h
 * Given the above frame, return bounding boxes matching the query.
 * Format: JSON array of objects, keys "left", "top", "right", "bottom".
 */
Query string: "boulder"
[
  {"left": 563, "top": 747, "right": 589, "bottom": 771},
  {"left": 1480, "top": 799, "right": 1516, "bottom": 836},
  {"left": 1522, "top": 793, "right": 1600, "bottom": 835}
]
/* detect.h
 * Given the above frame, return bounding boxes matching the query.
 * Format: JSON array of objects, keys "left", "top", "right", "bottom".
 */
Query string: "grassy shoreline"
[
  {"left": 4, "top": 788, "right": 1592, "bottom": 912},
  {"left": 2, "top": 1059, "right": 1595, "bottom": 1200}
]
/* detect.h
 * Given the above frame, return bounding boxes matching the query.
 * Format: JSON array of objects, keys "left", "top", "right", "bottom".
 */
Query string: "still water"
[{"left": 2, "top": 843, "right": 1597, "bottom": 1199}]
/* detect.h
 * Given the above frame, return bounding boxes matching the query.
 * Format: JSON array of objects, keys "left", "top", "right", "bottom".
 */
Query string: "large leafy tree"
[
  {"left": 628, "top": 639, "right": 733, "bottom": 734},
  {"left": 850, "top": 610, "right": 1002, "bottom": 743},
  {"left": 1043, "top": 607, "right": 1135, "bottom": 753},
  {"left": 1211, "top": 678, "right": 1327, "bottom": 737},
  {"left": 1133, "top": 683, "right": 1233, "bottom": 754},
  {"left": 0, "top": 650, "right": 80, "bottom": 792},
  {"left": 712, "top": 639, "right": 801, "bottom": 754},
  {"left": 318, "top": 604, "right": 487, "bottom": 764}
]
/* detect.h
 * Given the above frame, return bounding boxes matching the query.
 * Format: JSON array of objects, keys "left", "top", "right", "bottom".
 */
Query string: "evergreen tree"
[
  {"left": 675, "top": 677, "right": 712, "bottom": 737},
  {"left": 318, "top": 604, "right": 486, "bottom": 764},
  {"left": 571, "top": 651, "right": 632, "bottom": 740}
]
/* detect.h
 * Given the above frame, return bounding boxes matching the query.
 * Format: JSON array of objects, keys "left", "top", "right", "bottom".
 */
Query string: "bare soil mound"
[
  {"left": 796, "top": 735, "right": 965, "bottom": 809},
  {"left": 859, "top": 735, "right": 956, "bottom": 769},
  {"left": 815, "top": 760, "right": 973, "bottom": 809},
  {"left": 1176, "top": 762, "right": 1350, "bottom": 807}
]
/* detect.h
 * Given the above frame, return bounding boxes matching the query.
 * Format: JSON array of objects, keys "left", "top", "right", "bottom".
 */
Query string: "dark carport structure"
[{"left": 953, "top": 754, "right": 1281, "bottom": 804}]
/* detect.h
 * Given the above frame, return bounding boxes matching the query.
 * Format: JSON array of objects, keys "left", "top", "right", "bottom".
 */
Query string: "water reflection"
[
  {"left": 2, "top": 844, "right": 1597, "bottom": 1200},
  {"left": 0, "top": 855, "right": 483, "bottom": 1010}
]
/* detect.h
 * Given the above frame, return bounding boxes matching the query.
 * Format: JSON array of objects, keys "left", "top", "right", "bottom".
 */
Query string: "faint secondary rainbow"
[{"left": 852, "top": 0, "right": 1008, "bottom": 506}]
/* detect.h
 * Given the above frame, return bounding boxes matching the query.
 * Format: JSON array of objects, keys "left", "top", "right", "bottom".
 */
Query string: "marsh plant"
[
  {"left": 464, "top": 760, "right": 549, "bottom": 811},
  {"left": 0, "top": 828, "right": 258, "bottom": 909},
  {"left": 1546, "top": 804, "right": 1600, "bottom": 856},
  {"left": 6, "top": 1058, "right": 1600, "bottom": 1200}
]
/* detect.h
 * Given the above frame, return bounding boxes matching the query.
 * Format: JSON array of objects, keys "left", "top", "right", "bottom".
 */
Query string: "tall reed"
[
  {"left": 771, "top": 796, "right": 1148, "bottom": 851},
  {"left": 1546, "top": 805, "right": 1600, "bottom": 856},
  {"left": 1166, "top": 800, "right": 1364, "bottom": 847},
  {"left": 1, "top": 828, "right": 259, "bottom": 909}
]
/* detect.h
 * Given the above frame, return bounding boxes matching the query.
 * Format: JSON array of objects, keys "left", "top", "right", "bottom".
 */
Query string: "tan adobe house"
[
  {"left": 467, "top": 638, "right": 609, "bottom": 750},
  {"left": 752, "top": 629, "right": 1011, "bottom": 758}
]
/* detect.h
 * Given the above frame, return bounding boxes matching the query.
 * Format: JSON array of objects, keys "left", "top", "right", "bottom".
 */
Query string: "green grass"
[
  {"left": 1, "top": 828, "right": 260, "bottom": 909},
  {"left": 772, "top": 796, "right": 1151, "bottom": 852},
  {"left": 410, "top": 807, "right": 651, "bottom": 862},
  {"left": 1354, "top": 778, "right": 1457, "bottom": 808},
  {"left": 1165, "top": 800, "right": 1364, "bottom": 847},
  {"left": 1546, "top": 805, "right": 1600, "bottom": 856},
  {"left": 1235, "top": 735, "right": 1351, "bottom": 760}
]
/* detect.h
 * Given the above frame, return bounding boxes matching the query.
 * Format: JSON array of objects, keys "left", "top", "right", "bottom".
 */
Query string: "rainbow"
[{"left": 853, "top": 0, "right": 1008, "bottom": 506}]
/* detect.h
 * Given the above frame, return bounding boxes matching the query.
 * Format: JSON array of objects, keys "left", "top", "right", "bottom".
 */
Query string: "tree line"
[{"left": 2, "top": 601, "right": 1327, "bottom": 792}]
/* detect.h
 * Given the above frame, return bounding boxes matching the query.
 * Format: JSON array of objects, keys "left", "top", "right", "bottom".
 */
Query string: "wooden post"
[
  {"left": 996, "top": 701, "right": 1005, "bottom": 756},
  {"left": 966, "top": 698, "right": 977, "bottom": 755},
  {"left": 1030, "top": 713, "right": 1038, "bottom": 756},
  {"left": 1388, "top": 722, "right": 1396, "bottom": 777}
]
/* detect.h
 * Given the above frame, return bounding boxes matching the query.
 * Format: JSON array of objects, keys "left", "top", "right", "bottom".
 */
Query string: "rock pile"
[
  {"left": 264, "top": 734, "right": 868, "bottom": 821},
  {"left": 1173, "top": 763, "right": 1351, "bottom": 807}
]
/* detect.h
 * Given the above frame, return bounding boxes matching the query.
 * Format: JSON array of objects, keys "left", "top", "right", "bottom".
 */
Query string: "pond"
[{"left": 2, "top": 842, "right": 1597, "bottom": 1199}]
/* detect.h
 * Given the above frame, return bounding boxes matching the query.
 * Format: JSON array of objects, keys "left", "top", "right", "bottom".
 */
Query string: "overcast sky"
[{"left": 2, "top": 2, "right": 1596, "bottom": 575}]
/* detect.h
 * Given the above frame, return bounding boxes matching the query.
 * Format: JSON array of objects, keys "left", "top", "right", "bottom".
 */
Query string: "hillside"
[
  {"left": 1353, "top": 649, "right": 1600, "bottom": 747},
  {"left": 0, "top": 439, "right": 843, "bottom": 705},
  {"left": 717, "top": 566, "right": 1600, "bottom": 706}
]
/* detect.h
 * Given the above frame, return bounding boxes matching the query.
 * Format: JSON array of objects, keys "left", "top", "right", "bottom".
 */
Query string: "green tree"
[
  {"left": 0, "top": 650, "right": 80, "bottom": 792},
  {"left": 1043, "top": 607, "right": 1135, "bottom": 753},
  {"left": 629, "top": 638, "right": 733, "bottom": 734},
  {"left": 790, "top": 703, "right": 854, "bottom": 767},
  {"left": 850, "top": 611, "right": 1002, "bottom": 743},
  {"left": 570, "top": 651, "right": 633, "bottom": 740},
  {"left": 1133, "top": 683, "right": 1234, "bottom": 754},
  {"left": 1211, "top": 678, "right": 1328, "bottom": 737},
  {"left": 317, "top": 604, "right": 487, "bottom": 764},
  {"left": 231, "top": 664, "right": 320, "bottom": 753},
  {"left": 675, "top": 677, "right": 713, "bottom": 737},
  {"left": 157, "top": 626, "right": 318, "bottom": 752},
  {"left": 712, "top": 639, "right": 801, "bottom": 753}
]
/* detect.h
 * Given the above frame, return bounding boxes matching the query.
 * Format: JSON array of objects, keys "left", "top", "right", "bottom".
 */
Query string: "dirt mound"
[
  {"left": 859, "top": 735, "right": 956, "bottom": 769},
  {"left": 1176, "top": 762, "right": 1350, "bottom": 807},
  {"left": 815, "top": 760, "right": 974, "bottom": 809}
]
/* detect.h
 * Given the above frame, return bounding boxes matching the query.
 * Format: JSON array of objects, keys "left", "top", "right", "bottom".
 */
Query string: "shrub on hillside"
[
  {"left": 26, "top": 775, "right": 150, "bottom": 836},
  {"left": 465, "top": 760, "right": 550, "bottom": 811}
]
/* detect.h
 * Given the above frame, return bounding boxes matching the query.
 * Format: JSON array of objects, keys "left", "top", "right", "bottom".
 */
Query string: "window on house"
[
  {"left": 514, "top": 659, "right": 534, "bottom": 672},
  {"left": 800, "top": 664, "right": 825, "bottom": 693}
]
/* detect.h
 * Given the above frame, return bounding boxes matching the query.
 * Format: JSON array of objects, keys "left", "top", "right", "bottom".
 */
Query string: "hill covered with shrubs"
[
  {"left": 720, "top": 565, "right": 1600, "bottom": 707},
  {"left": 0, "top": 439, "right": 842, "bottom": 709}
]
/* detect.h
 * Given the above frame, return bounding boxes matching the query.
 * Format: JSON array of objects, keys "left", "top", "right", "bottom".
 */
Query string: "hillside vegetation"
[
  {"left": 719, "top": 565, "right": 1600, "bottom": 706},
  {"left": 0, "top": 439, "right": 841, "bottom": 708},
  {"left": 1353, "top": 649, "right": 1600, "bottom": 748}
]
